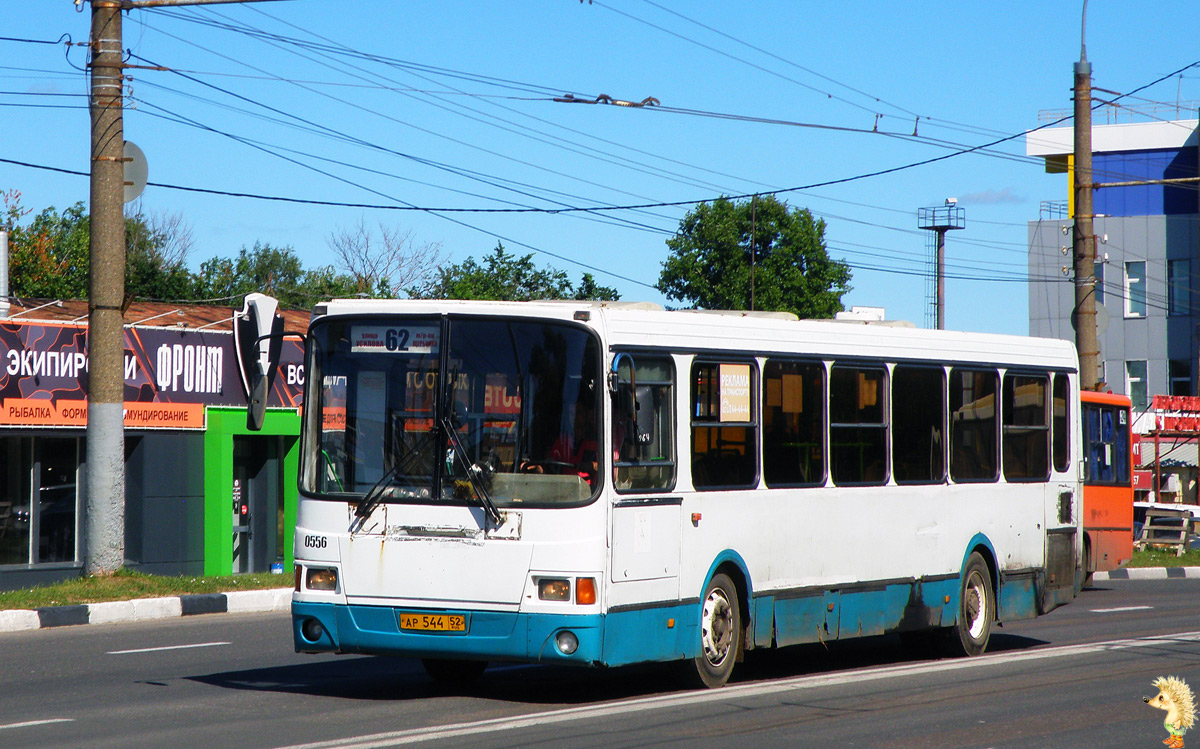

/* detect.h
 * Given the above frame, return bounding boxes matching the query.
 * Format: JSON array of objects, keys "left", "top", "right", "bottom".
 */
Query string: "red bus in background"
[{"left": 1080, "top": 390, "right": 1134, "bottom": 581}]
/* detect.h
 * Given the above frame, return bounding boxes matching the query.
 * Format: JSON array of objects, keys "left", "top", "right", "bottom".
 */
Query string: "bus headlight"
[
  {"left": 538, "top": 578, "right": 571, "bottom": 601},
  {"left": 306, "top": 567, "right": 338, "bottom": 591}
]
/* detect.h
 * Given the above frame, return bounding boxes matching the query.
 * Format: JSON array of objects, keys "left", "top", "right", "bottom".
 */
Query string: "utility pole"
[
  {"left": 85, "top": 1, "right": 126, "bottom": 575},
  {"left": 1072, "top": 2, "right": 1101, "bottom": 391},
  {"left": 84, "top": 0, "right": 292, "bottom": 576}
]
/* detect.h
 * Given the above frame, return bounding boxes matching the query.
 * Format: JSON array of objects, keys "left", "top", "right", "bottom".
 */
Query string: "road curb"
[
  {"left": 1093, "top": 567, "right": 1200, "bottom": 581},
  {"left": 0, "top": 588, "right": 292, "bottom": 633}
]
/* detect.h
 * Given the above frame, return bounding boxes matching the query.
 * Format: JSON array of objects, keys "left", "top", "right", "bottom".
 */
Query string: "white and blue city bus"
[{"left": 290, "top": 299, "right": 1082, "bottom": 688}]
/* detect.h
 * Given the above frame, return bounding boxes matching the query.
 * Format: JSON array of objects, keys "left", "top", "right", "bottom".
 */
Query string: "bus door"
[
  {"left": 608, "top": 354, "right": 681, "bottom": 611},
  {"left": 1043, "top": 374, "right": 1078, "bottom": 606}
]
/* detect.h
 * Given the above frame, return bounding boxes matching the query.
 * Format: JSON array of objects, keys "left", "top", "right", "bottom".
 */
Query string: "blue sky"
[{"left": 5, "top": 1, "right": 1199, "bottom": 334}]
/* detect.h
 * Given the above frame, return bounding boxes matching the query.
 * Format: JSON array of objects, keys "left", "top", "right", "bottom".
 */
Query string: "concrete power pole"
[
  {"left": 85, "top": 1, "right": 127, "bottom": 575},
  {"left": 84, "top": 0, "right": 294, "bottom": 576},
  {"left": 1073, "top": 9, "right": 1100, "bottom": 392}
]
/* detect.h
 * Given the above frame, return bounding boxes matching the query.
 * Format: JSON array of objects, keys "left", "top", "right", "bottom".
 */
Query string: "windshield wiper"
[
  {"left": 353, "top": 461, "right": 401, "bottom": 521},
  {"left": 440, "top": 415, "right": 503, "bottom": 526}
]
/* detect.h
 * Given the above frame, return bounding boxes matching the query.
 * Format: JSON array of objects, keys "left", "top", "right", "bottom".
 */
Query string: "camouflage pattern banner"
[{"left": 0, "top": 320, "right": 305, "bottom": 429}]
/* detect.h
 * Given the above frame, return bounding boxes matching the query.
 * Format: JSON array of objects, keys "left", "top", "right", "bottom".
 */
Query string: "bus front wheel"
[
  {"left": 690, "top": 572, "right": 741, "bottom": 688},
  {"left": 951, "top": 552, "right": 994, "bottom": 657}
]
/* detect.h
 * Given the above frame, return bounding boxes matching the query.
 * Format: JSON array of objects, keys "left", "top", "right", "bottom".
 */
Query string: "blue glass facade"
[{"left": 1094, "top": 147, "right": 1198, "bottom": 217}]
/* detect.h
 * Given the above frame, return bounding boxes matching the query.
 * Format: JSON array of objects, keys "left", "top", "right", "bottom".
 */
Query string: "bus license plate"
[{"left": 399, "top": 613, "right": 467, "bottom": 632}]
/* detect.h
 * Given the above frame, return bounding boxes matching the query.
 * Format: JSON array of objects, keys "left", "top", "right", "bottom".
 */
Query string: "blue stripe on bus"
[
  {"left": 292, "top": 602, "right": 605, "bottom": 665},
  {"left": 766, "top": 577, "right": 960, "bottom": 647}
]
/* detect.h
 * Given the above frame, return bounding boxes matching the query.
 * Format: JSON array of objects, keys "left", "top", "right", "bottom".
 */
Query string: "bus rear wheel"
[
  {"left": 951, "top": 552, "right": 994, "bottom": 657},
  {"left": 421, "top": 658, "right": 487, "bottom": 686},
  {"left": 689, "top": 573, "right": 741, "bottom": 688}
]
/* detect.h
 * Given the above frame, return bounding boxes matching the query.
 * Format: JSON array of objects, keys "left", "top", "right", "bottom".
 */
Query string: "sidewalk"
[
  {"left": 0, "top": 588, "right": 292, "bottom": 633},
  {"left": 1092, "top": 566, "right": 1200, "bottom": 581}
]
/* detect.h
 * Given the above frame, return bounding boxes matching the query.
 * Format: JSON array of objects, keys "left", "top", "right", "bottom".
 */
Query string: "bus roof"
[
  {"left": 313, "top": 298, "right": 1080, "bottom": 371},
  {"left": 1080, "top": 390, "right": 1132, "bottom": 407}
]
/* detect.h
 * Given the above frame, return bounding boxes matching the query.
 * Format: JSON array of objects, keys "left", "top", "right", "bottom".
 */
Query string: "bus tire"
[
  {"left": 421, "top": 658, "right": 487, "bottom": 686},
  {"left": 690, "top": 572, "right": 741, "bottom": 688},
  {"left": 951, "top": 552, "right": 994, "bottom": 657}
]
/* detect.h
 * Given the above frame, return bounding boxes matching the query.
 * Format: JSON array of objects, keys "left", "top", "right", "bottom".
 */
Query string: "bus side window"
[
  {"left": 950, "top": 368, "right": 999, "bottom": 483},
  {"left": 612, "top": 355, "right": 676, "bottom": 492},
  {"left": 1052, "top": 373, "right": 1070, "bottom": 473},
  {"left": 892, "top": 365, "right": 945, "bottom": 485},
  {"left": 691, "top": 361, "right": 757, "bottom": 490},
  {"left": 829, "top": 364, "right": 887, "bottom": 486},
  {"left": 762, "top": 359, "right": 825, "bottom": 487},
  {"left": 1002, "top": 373, "right": 1050, "bottom": 482}
]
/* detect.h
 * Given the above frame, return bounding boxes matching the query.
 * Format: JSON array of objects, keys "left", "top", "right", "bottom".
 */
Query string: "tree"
[
  {"left": 6, "top": 198, "right": 90, "bottom": 299},
  {"left": 4, "top": 195, "right": 197, "bottom": 302},
  {"left": 326, "top": 218, "right": 442, "bottom": 297},
  {"left": 657, "top": 195, "right": 851, "bottom": 319},
  {"left": 194, "top": 242, "right": 361, "bottom": 309},
  {"left": 125, "top": 207, "right": 195, "bottom": 301},
  {"left": 409, "top": 243, "right": 620, "bottom": 302}
]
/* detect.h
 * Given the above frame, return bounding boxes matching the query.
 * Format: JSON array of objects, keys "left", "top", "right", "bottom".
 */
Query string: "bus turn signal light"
[{"left": 576, "top": 577, "right": 596, "bottom": 605}]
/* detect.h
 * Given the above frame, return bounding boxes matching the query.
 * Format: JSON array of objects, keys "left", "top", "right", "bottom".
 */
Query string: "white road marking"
[
  {"left": 0, "top": 718, "right": 74, "bottom": 731},
  {"left": 107, "top": 641, "right": 231, "bottom": 655},
  {"left": 1090, "top": 605, "right": 1153, "bottom": 613},
  {"left": 272, "top": 630, "right": 1200, "bottom": 749}
]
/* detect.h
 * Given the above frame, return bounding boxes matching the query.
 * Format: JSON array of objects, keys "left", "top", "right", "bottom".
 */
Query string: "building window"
[
  {"left": 1124, "top": 261, "right": 1146, "bottom": 318},
  {"left": 1126, "top": 360, "right": 1147, "bottom": 411},
  {"left": 0, "top": 436, "right": 81, "bottom": 566},
  {"left": 1168, "top": 259, "right": 1190, "bottom": 315},
  {"left": 1170, "top": 359, "right": 1191, "bottom": 397}
]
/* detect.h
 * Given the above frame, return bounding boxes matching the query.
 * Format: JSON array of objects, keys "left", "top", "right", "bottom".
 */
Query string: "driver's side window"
[{"left": 611, "top": 354, "right": 676, "bottom": 492}]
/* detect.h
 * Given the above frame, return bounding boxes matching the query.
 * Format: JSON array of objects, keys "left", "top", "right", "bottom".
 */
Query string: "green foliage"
[
  {"left": 3, "top": 193, "right": 369, "bottom": 310},
  {"left": 8, "top": 201, "right": 91, "bottom": 299},
  {"left": 195, "top": 242, "right": 370, "bottom": 309},
  {"left": 1128, "top": 547, "right": 1200, "bottom": 568},
  {"left": 125, "top": 214, "right": 194, "bottom": 301},
  {"left": 657, "top": 195, "right": 851, "bottom": 318},
  {"left": 409, "top": 243, "right": 620, "bottom": 301}
]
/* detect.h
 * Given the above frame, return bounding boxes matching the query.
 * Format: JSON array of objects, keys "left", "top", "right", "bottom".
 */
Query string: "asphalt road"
[{"left": 1, "top": 579, "right": 1198, "bottom": 748}]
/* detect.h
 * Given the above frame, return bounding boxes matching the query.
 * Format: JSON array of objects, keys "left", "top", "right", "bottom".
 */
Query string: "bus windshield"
[{"left": 302, "top": 315, "right": 602, "bottom": 509}]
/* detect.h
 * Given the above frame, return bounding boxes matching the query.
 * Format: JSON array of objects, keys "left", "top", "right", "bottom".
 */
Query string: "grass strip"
[
  {"left": 1128, "top": 546, "right": 1200, "bottom": 568},
  {"left": 0, "top": 568, "right": 290, "bottom": 611}
]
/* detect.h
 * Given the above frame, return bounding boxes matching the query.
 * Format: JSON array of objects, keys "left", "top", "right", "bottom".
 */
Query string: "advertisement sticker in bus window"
[
  {"left": 719, "top": 363, "right": 751, "bottom": 422},
  {"left": 350, "top": 325, "right": 439, "bottom": 354}
]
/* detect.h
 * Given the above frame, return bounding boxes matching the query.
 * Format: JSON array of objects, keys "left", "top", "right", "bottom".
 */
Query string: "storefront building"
[{"left": 0, "top": 300, "right": 307, "bottom": 590}]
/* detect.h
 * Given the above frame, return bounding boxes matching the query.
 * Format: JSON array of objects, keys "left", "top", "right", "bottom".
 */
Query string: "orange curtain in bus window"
[
  {"left": 405, "top": 369, "right": 436, "bottom": 431},
  {"left": 719, "top": 363, "right": 751, "bottom": 422}
]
